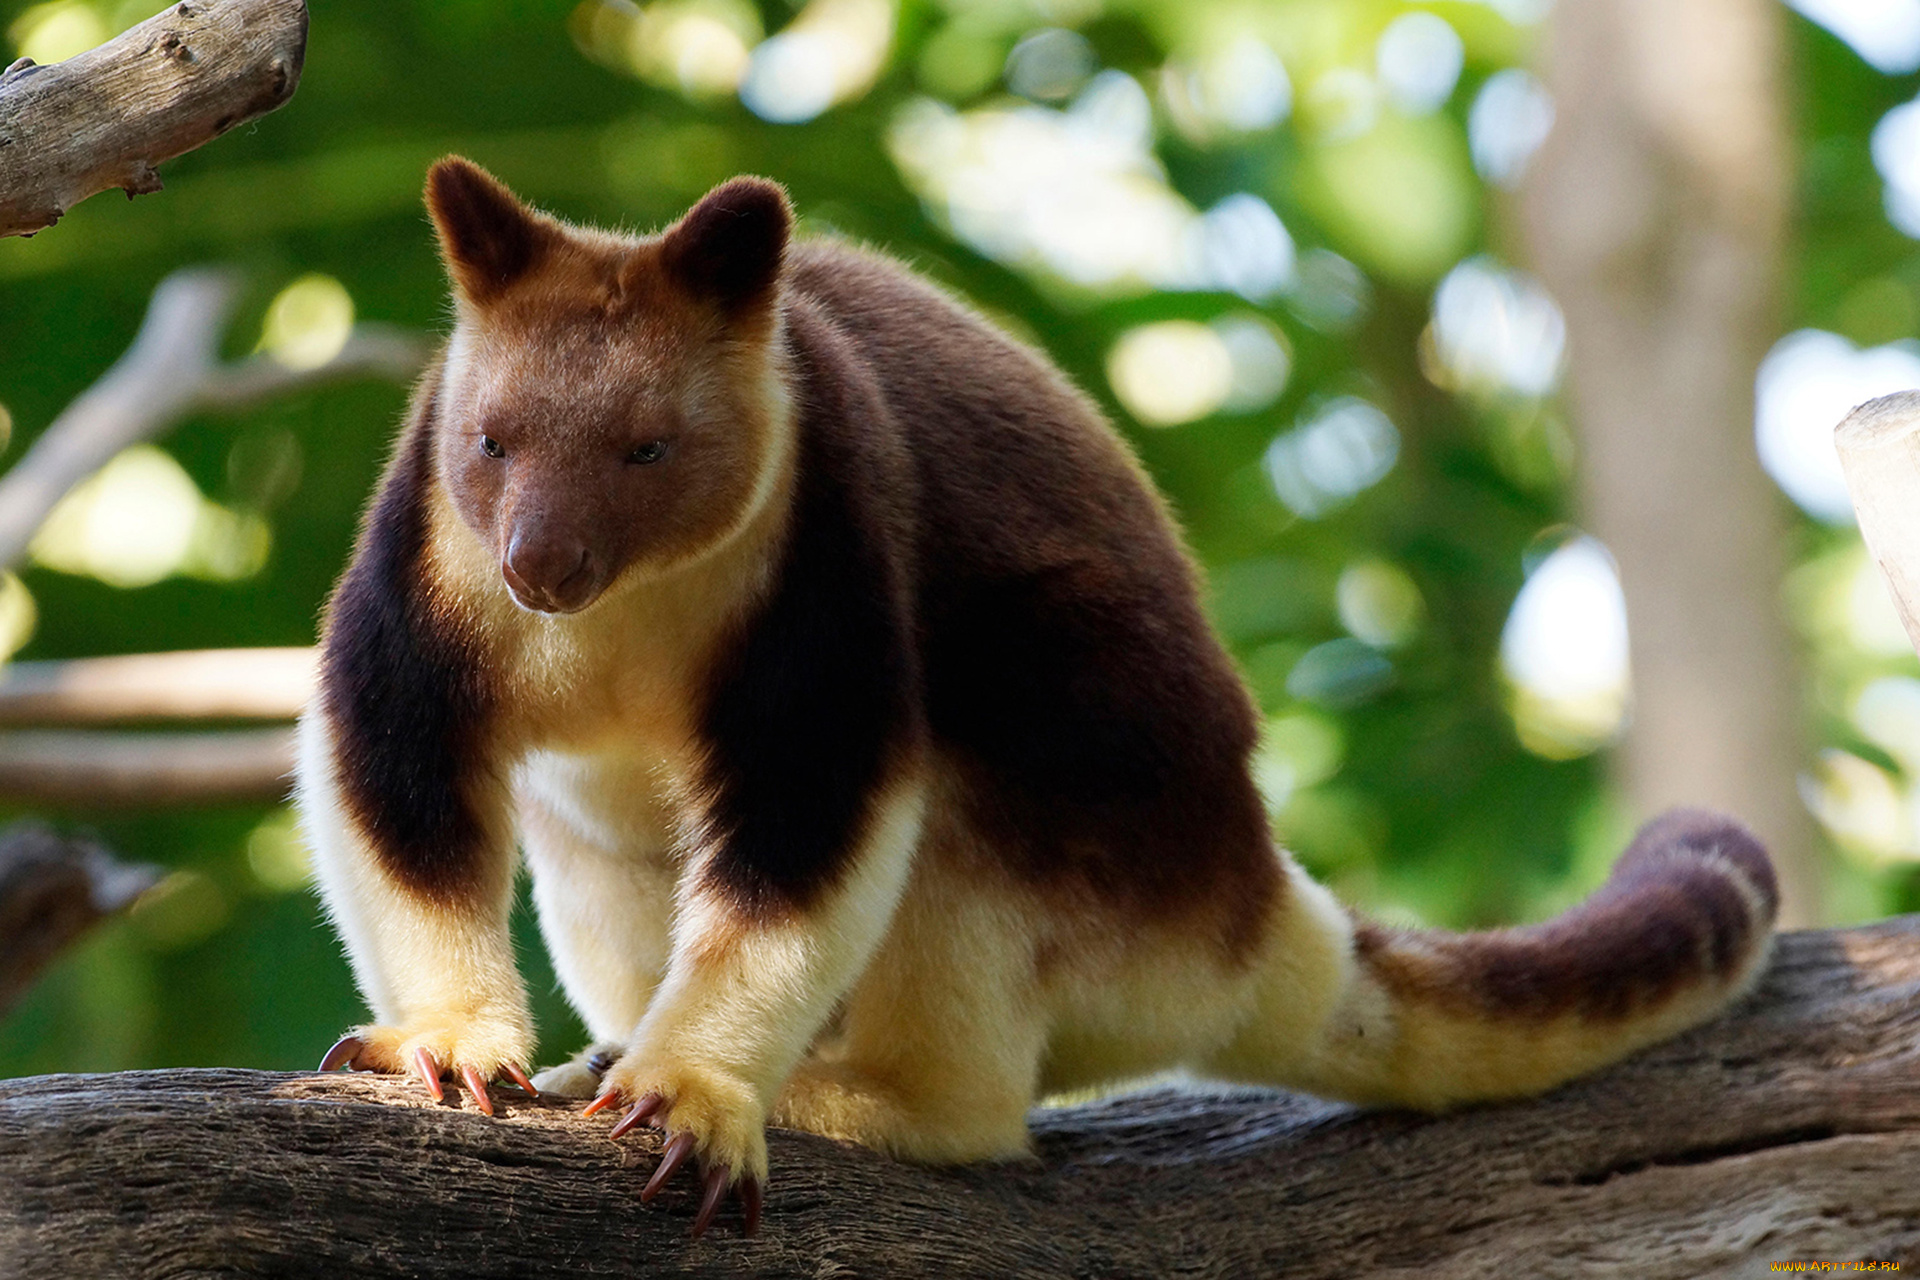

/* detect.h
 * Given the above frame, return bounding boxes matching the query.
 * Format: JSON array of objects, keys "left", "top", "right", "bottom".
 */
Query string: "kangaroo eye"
[
  {"left": 628, "top": 440, "right": 668, "bottom": 465},
  {"left": 479, "top": 435, "right": 505, "bottom": 459}
]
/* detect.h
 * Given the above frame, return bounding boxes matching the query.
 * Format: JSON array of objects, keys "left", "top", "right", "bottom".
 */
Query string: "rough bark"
[
  {"left": 1520, "top": 0, "right": 1817, "bottom": 922},
  {"left": 0, "top": 0, "right": 308, "bottom": 237},
  {"left": 0, "top": 824, "right": 156, "bottom": 1015},
  {"left": 2, "top": 919, "right": 1918, "bottom": 1278}
]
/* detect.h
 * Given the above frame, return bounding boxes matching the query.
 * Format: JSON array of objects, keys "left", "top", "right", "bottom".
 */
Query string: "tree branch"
[
  {"left": 0, "top": 727, "right": 294, "bottom": 805},
  {"left": 2, "top": 921, "right": 1918, "bottom": 1276},
  {"left": 0, "top": 647, "right": 315, "bottom": 725},
  {"left": 0, "top": 269, "right": 428, "bottom": 575},
  {"left": 0, "top": 648, "right": 310, "bottom": 803},
  {"left": 0, "top": 0, "right": 309, "bottom": 237},
  {"left": 0, "top": 824, "right": 157, "bottom": 1015}
]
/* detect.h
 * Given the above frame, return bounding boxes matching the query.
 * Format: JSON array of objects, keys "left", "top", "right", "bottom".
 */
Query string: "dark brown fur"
[
  {"left": 691, "top": 296, "right": 924, "bottom": 917},
  {"left": 1355, "top": 810, "right": 1777, "bottom": 1021},
  {"left": 321, "top": 366, "right": 498, "bottom": 903},
  {"left": 780, "top": 245, "right": 1281, "bottom": 957},
  {"left": 427, "top": 162, "right": 556, "bottom": 303}
]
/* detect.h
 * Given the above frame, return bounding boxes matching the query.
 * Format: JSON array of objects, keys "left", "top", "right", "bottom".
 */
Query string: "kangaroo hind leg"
[{"left": 774, "top": 839, "right": 1044, "bottom": 1164}]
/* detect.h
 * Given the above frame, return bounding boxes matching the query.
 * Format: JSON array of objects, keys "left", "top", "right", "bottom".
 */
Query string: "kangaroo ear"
[
  {"left": 659, "top": 177, "right": 791, "bottom": 310},
  {"left": 425, "top": 157, "right": 556, "bottom": 302}
]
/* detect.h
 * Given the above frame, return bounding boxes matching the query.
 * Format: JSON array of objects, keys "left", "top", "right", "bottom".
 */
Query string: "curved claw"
[
  {"left": 318, "top": 1035, "right": 363, "bottom": 1073},
  {"left": 583, "top": 1089, "right": 621, "bottom": 1118},
  {"left": 461, "top": 1064, "right": 494, "bottom": 1116},
  {"left": 740, "top": 1176, "right": 763, "bottom": 1237},
  {"left": 643, "top": 1130, "right": 697, "bottom": 1202},
  {"left": 609, "top": 1092, "right": 664, "bottom": 1140},
  {"left": 691, "top": 1167, "right": 730, "bottom": 1239},
  {"left": 413, "top": 1046, "right": 445, "bottom": 1103},
  {"left": 503, "top": 1063, "right": 539, "bottom": 1097}
]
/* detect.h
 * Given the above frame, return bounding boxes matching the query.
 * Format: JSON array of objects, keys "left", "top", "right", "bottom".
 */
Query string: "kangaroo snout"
[{"left": 503, "top": 530, "right": 596, "bottom": 613}]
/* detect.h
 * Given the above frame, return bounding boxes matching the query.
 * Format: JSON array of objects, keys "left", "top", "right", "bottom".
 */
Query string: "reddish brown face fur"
[{"left": 424, "top": 158, "right": 792, "bottom": 614}]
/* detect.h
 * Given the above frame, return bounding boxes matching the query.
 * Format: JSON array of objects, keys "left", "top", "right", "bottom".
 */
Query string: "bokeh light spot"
[
  {"left": 1289, "top": 249, "right": 1371, "bottom": 332},
  {"left": 9, "top": 1, "right": 106, "bottom": 65},
  {"left": 740, "top": 0, "right": 891, "bottom": 123},
  {"left": 1195, "top": 193, "right": 1296, "bottom": 301},
  {"left": 1500, "top": 536, "right": 1630, "bottom": 759},
  {"left": 1802, "top": 748, "right": 1912, "bottom": 862},
  {"left": 1873, "top": 94, "right": 1920, "bottom": 238},
  {"left": 1788, "top": 0, "right": 1920, "bottom": 73},
  {"left": 1005, "top": 27, "right": 1093, "bottom": 101},
  {"left": 1337, "top": 560, "right": 1424, "bottom": 649},
  {"left": 1214, "top": 314, "right": 1291, "bottom": 412},
  {"left": 891, "top": 76, "right": 1301, "bottom": 298},
  {"left": 0, "top": 573, "right": 38, "bottom": 664},
  {"left": 31, "top": 446, "right": 271, "bottom": 588},
  {"left": 1197, "top": 37, "right": 1291, "bottom": 132},
  {"left": 1107, "top": 321, "right": 1233, "bottom": 426},
  {"left": 1252, "top": 712, "right": 1345, "bottom": 813},
  {"left": 247, "top": 810, "right": 313, "bottom": 894},
  {"left": 570, "top": 0, "right": 762, "bottom": 97},
  {"left": 258, "top": 274, "right": 354, "bottom": 372},
  {"left": 1265, "top": 398, "right": 1400, "bottom": 518},
  {"left": 1376, "top": 13, "right": 1464, "bottom": 116},
  {"left": 1287, "top": 637, "right": 1395, "bottom": 707},
  {"left": 1469, "top": 69, "right": 1554, "bottom": 189},
  {"left": 1428, "top": 255, "right": 1565, "bottom": 397},
  {"left": 1754, "top": 328, "right": 1920, "bottom": 524}
]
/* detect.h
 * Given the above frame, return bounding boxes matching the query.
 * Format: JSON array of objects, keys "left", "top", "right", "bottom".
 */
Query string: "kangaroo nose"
[{"left": 503, "top": 533, "right": 594, "bottom": 613}]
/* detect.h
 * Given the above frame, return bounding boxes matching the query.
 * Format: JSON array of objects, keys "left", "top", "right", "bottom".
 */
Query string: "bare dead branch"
[
  {"left": 0, "top": 269, "right": 428, "bottom": 574},
  {"left": 197, "top": 323, "right": 426, "bottom": 408},
  {"left": 0, "top": 647, "right": 315, "bottom": 725},
  {"left": 0, "top": 0, "right": 309, "bottom": 238},
  {"left": 0, "top": 823, "right": 157, "bottom": 1014},
  {"left": 0, "top": 727, "right": 294, "bottom": 805},
  {"left": 3, "top": 920, "right": 1918, "bottom": 1276}
]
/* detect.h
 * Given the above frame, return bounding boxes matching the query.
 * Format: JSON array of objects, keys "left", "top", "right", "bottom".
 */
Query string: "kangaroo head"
[{"left": 423, "top": 157, "right": 793, "bottom": 615}]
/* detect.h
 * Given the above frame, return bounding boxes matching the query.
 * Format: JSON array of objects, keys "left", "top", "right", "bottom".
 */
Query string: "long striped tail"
[{"left": 1231, "top": 809, "right": 1778, "bottom": 1111}]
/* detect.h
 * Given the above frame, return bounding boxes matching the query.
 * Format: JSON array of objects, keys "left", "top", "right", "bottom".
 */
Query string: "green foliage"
[{"left": 0, "top": 0, "right": 1907, "bottom": 1076}]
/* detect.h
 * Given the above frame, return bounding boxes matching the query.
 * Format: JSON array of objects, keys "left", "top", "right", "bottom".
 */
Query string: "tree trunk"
[
  {"left": 3, "top": 919, "right": 1918, "bottom": 1277},
  {"left": 1520, "top": 0, "right": 1816, "bottom": 922}
]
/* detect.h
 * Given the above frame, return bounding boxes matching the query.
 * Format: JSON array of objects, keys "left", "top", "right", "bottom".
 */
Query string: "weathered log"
[
  {"left": 0, "top": 0, "right": 308, "bottom": 237},
  {"left": 2, "top": 919, "right": 1917, "bottom": 1277},
  {"left": 0, "top": 823, "right": 156, "bottom": 1015}
]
